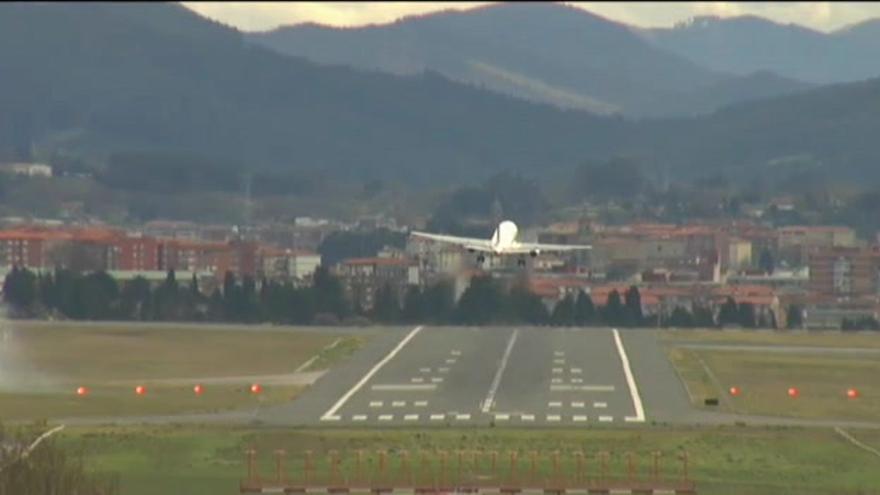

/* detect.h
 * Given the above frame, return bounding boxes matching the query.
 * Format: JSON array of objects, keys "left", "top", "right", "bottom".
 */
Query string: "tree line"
[
  {"left": 1, "top": 265, "right": 350, "bottom": 324},
  {"left": 7, "top": 267, "right": 861, "bottom": 330}
]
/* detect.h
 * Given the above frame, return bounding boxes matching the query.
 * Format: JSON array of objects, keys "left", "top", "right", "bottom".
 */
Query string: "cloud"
[{"left": 180, "top": 2, "right": 880, "bottom": 33}]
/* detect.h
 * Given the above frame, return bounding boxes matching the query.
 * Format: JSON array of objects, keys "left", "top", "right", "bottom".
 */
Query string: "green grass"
[
  {"left": 660, "top": 329, "right": 880, "bottom": 349},
  {"left": 56, "top": 426, "right": 880, "bottom": 495},
  {"left": 0, "top": 322, "right": 366, "bottom": 420},
  {"left": 305, "top": 336, "right": 367, "bottom": 372},
  {"left": 666, "top": 347, "right": 880, "bottom": 421}
]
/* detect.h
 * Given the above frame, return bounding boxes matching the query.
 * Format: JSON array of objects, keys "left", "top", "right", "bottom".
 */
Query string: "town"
[{"left": 0, "top": 206, "right": 875, "bottom": 330}]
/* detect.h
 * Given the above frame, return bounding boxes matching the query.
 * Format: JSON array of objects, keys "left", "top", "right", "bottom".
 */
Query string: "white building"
[{"left": 0, "top": 163, "right": 53, "bottom": 178}]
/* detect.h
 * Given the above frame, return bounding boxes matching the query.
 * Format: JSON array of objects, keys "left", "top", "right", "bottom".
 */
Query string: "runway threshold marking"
[
  {"left": 612, "top": 328, "right": 646, "bottom": 422},
  {"left": 320, "top": 326, "right": 423, "bottom": 421},
  {"left": 480, "top": 329, "right": 520, "bottom": 413}
]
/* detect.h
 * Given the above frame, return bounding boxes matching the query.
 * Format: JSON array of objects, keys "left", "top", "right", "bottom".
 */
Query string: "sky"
[{"left": 180, "top": 2, "right": 880, "bottom": 33}]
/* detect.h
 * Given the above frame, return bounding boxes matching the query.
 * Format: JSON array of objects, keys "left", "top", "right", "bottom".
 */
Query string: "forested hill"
[
  {"left": 2, "top": 3, "right": 880, "bottom": 189},
  {"left": 0, "top": 2, "right": 633, "bottom": 186},
  {"left": 248, "top": 2, "right": 809, "bottom": 118}
]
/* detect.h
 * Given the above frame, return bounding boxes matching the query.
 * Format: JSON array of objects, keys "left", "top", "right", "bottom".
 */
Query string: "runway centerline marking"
[
  {"left": 371, "top": 384, "right": 437, "bottom": 391},
  {"left": 320, "top": 326, "right": 423, "bottom": 420},
  {"left": 480, "top": 328, "right": 520, "bottom": 413},
  {"left": 550, "top": 385, "right": 615, "bottom": 392},
  {"left": 613, "top": 328, "right": 646, "bottom": 422}
]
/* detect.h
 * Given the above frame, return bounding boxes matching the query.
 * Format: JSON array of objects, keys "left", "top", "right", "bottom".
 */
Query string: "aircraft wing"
[
  {"left": 509, "top": 241, "right": 592, "bottom": 254},
  {"left": 410, "top": 231, "right": 494, "bottom": 252}
]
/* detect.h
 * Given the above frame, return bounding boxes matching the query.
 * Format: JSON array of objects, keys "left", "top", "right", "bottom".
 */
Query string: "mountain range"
[
  {"left": 1, "top": 2, "right": 880, "bottom": 192},
  {"left": 640, "top": 15, "right": 880, "bottom": 84},
  {"left": 247, "top": 3, "right": 813, "bottom": 118}
]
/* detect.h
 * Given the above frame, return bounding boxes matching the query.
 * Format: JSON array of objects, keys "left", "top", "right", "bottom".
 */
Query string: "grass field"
[
  {"left": 666, "top": 346, "right": 880, "bottom": 421},
  {"left": 0, "top": 322, "right": 366, "bottom": 420},
  {"left": 660, "top": 328, "right": 880, "bottom": 349},
  {"left": 55, "top": 425, "right": 880, "bottom": 495}
]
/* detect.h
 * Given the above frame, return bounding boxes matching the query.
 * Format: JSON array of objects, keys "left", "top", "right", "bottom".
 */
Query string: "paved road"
[{"left": 46, "top": 326, "right": 880, "bottom": 430}]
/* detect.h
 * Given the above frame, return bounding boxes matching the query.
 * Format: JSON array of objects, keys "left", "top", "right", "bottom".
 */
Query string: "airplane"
[{"left": 410, "top": 220, "right": 591, "bottom": 266}]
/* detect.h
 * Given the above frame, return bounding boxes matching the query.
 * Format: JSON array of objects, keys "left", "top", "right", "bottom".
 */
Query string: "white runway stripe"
[
  {"left": 321, "top": 326, "right": 423, "bottom": 420},
  {"left": 554, "top": 351, "right": 565, "bottom": 356},
  {"left": 572, "top": 401, "right": 585, "bottom": 408},
  {"left": 371, "top": 384, "right": 437, "bottom": 391},
  {"left": 521, "top": 414, "right": 535, "bottom": 422},
  {"left": 446, "top": 358, "right": 457, "bottom": 364},
  {"left": 419, "top": 367, "right": 431, "bottom": 373},
  {"left": 551, "top": 378, "right": 563, "bottom": 384},
  {"left": 594, "top": 402, "right": 607, "bottom": 408},
  {"left": 411, "top": 377, "right": 425, "bottom": 383},
  {"left": 431, "top": 377, "right": 444, "bottom": 383},
  {"left": 404, "top": 414, "right": 419, "bottom": 421},
  {"left": 430, "top": 414, "right": 445, "bottom": 421},
  {"left": 392, "top": 401, "right": 406, "bottom": 407},
  {"left": 573, "top": 415, "right": 588, "bottom": 422},
  {"left": 599, "top": 415, "right": 613, "bottom": 422},
  {"left": 547, "top": 415, "right": 561, "bottom": 422},
  {"left": 554, "top": 359, "right": 565, "bottom": 364},
  {"left": 378, "top": 414, "right": 393, "bottom": 421},
  {"left": 571, "top": 378, "right": 583, "bottom": 384},
  {"left": 455, "top": 413, "right": 471, "bottom": 420},
  {"left": 550, "top": 385, "right": 615, "bottom": 392},
  {"left": 552, "top": 368, "right": 563, "bottom": 374},
  {"left": 481, "top": 329, "right": 519, "bottom": 413},
  {"left": 451, "top": 350, "right": 462, "bottom": 356},
  {"left": 414, "top": 400, "right": 428, "bottom": 407},
  {"left": 438, "top": 367, "right": 450, "bottom": 373},
  {"left": 571, "top": 368, "right": 583, "bottom": 374},
  {"left": 494, "top": 413, "right": 510, "bottom": 421},
  {"left": 613, "top": 328, "right": 646, "bottom": 422},
  {"left": 352, "top": 415, "right": 368, "bottom": 421},
  {"left": 548, "top": 401, "right": 563, "bottom": 408},
  {"left": 369, "top": 401, "right": 383, "bottom": 408}
]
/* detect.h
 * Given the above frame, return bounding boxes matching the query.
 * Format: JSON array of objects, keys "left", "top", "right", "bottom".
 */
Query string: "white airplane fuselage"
[{"left": 489, "top": 220, "right": 521, "bottom": 254}]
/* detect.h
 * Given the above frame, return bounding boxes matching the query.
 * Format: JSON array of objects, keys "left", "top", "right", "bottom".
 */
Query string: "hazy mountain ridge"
[
  {"left": 1, "top": 2, "right": 880, "bottom": 192},
  {"left": 642, "top": 14, "right": 880, "bottom": 84},
  {"left": 247, "top": 3, "right": 809, "bottom": 118}
]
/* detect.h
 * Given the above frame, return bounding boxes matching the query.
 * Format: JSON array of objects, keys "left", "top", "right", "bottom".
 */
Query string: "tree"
[
  {"left": 758, "top": 248, "right": 775, "bottom": 275},
  {"left": 551, "top": 294, "right": 576, "bottom": 326},
  {"left": 624, "top": 285, "right": 643, "bottom": 327},
  {"left": 422, "top": 280, "right": 454, "bottom": 323},
  {"left": 603, "top": 290, "right": 625, "bottom": 326},
  {"left": 509, "top": 287, "right": 549, "bottom": 325},
  {"left": 737, "top": 302, "right": 756, "bottom": 328},
  {"left": 372, "top": 283, "right": 400, "bottom": 323},
  {"left": 312, "top": 265, "right": 348, "bottom": 318},
  {"left": 786, "top": 304, "right": 804, "bottom": 329},
  {"left": 76, "top": 271, "right": 119, "bottom": 320},
  {"left": 455, "top": 276, "right": 505, "bottom": 325},
  {"left": 718, "top": 297, "right": 739, "bottom": 326},
  {"left": 401, "top": 286, "right": 425, "bottom": 323},
  {"left": 120, "top": 276, "right": 152, "bottom": 320},
  {"left": 574, "top": 290, "right": 596, "bottom": 326},
  {"left": 692, "top": 303, "right": 716, "bottom": 328},
  {"left": 2, "top": 267, "right": 37, "bottom": 312},
  {"left": 668, "top": 306, "right": 694, "bottom": 328}
]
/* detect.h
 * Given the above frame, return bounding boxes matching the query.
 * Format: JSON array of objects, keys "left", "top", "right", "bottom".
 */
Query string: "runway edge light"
[
  {"left": 847, "top": 388, "right": 860, "bottom": 399},
  {"left": 76, "top": 386, "right": 88, "bottom": 396},
  {"left": 135, "top": 385, "right": 147, "bottom": 396},
  {"left": 250, "top": 383, "right": 262, "bottom": 394},
  {"left": 729, "top": 386, "right": 741, "bottom": 396},
  {"left": 787, "top": 387, "right": 799, "bottom": 398},
  {"left": 194, "top": 384, "right": 204, "bottom": 396}
]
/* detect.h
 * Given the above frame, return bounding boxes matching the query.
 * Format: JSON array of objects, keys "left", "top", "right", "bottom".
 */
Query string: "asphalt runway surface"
[{"left": 256, "top": 326, "right": 691, "bottom": 426}]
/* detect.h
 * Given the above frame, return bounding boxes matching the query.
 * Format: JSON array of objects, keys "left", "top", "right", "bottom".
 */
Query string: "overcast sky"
[{"left": 181, "top": 2, "right": 880, "bottom": 33}]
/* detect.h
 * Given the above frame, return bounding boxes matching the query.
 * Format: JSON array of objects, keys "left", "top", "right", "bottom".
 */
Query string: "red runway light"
[
  {"left": 787, "top": 387, "right": 799, "bottom": 398},
  {"left": 135, "top": 385, "right": 146, "bottom": 396},
  {"left": 193, "top": 384, "right": 204, "bottom": 396},
  {"left": 250, "top": 383, "right": 262, "bottom": 394},
  {"left": 76, "top": 386, "right": 88, "bottom": 396},
  {"left": 847, "top": 388, "right": 860, "bottom": 399},
  {"left": 729, "top": 386, "right": 741, "bottom": 396}
]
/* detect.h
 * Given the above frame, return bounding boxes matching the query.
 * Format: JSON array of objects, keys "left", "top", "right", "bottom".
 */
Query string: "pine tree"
[
  {"left": 551, "top": 294, "right": 576, "bottom": 326},
  {"left": 574, "top": 290, "right": 596, "bottom": 326},
  {"left": 624, "top": 285, "right": 643, "bottom": 327},
  {"left": 603, "top": 289, "right": 625, "bottom": 326}
]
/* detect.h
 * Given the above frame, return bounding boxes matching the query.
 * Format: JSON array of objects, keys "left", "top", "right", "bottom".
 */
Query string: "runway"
[{"left": 257, "top": 326, "right": 680, "bottom": 426}]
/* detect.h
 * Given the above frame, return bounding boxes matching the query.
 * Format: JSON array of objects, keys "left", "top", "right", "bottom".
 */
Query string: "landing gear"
[
  {"left": 476, "top": 254, "right": 486, "bottom": 265},
  {"left": 517, "top": 257, "right": 527, "bottom": 268}
]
